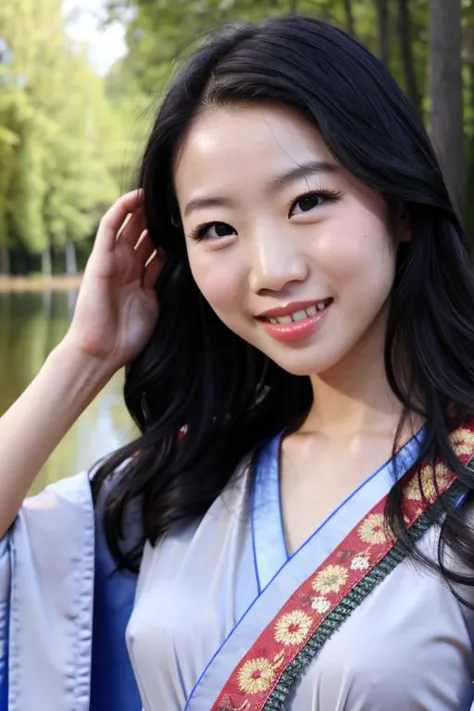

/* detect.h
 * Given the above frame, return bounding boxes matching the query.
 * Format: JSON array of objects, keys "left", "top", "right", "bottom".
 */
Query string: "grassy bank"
[{"left": 0, "top": 275, "right": 83, "bottom": 292}]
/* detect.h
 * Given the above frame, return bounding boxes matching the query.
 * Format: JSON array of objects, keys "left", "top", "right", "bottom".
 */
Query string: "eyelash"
[{"left": 189, "top": 188, "right": 342, "bottom": 242}]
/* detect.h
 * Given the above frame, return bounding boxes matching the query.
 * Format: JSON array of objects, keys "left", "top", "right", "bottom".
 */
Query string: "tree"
[
  {"left": 396, "top": 0, "right": 421, "bottom": 117},
  {"left": 375, "top": 0, "right": 390, "bottom": 67},
  {"left": 0, "top": 0, "right": 129, "bottom": 275},
  {"left": 429, "top": 0, "right": 466, "bottom": 225},
  {"left": 343, "top": 0, "right": 356, "bottom": 35}
]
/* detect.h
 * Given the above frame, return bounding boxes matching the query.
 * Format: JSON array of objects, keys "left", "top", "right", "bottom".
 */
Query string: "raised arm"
[{"left": 0, "top": 190, "right": 162, "bottom": 537}]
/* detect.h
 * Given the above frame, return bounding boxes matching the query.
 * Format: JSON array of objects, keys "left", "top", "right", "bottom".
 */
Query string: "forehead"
[{"left": 173, "top": 103, "right": 334, "bottom": 200}]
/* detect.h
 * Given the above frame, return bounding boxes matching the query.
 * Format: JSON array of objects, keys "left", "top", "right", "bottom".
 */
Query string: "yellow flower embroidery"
[
  {"left": 274, "top": 609, "right": 313, "bottom": 646},
  {"left": 350, "top": 553, "right": 370, "bottom": 571},
  {"left": 450, "top": 427, "right": 474, "bottom": 457},
  {"left": 358, "top": 513, "right": 387, "bottom": 545},
  {"left": 237, "top": 658, "right": 275, "bottom": 695},
  {"left": 404, "top": 463, "right": 452, "bottom": 503},
  {"left": 312, "top": 564, "right": 348, "bottom": 594},
  {"left": 311, "top": 595, "right": 331, "bottom": 614}
]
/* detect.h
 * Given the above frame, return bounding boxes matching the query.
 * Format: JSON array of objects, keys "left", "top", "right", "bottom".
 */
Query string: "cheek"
[
  {"left": 187, "top": 250, "right": 244, "bottom": 315},
  {"left": 317, "top": 215, "right": 394, "bottom": 289}
]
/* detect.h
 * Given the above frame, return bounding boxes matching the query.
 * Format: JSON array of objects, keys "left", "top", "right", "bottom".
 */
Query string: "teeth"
[{"left": 268, "top": 300, "right": 331, "bottom": 324}]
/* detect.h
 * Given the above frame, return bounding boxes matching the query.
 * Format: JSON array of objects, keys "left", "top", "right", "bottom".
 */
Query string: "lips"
[
  {"left": 257, "top": 298, "right": 332, "bottom": 343},
  {"left": 256, "top": 298, "right": 333, "bottom": 323}
]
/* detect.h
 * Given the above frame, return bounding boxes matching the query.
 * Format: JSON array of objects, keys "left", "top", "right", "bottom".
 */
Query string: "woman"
[{"left": 1, "top": 13, "right": 474, "bottom": 711}]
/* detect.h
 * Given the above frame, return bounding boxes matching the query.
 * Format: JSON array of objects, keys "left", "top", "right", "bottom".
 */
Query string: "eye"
[
  {"left": 289, "top": 190, "right": 341, "bottom": 217},
  {"left": 190, "top": 221, "right": 237, "bottom": 242}
]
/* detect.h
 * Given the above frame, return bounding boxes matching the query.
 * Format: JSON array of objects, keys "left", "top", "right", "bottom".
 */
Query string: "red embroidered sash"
[{"left": 212, "top": 422, "right": 474, "bottom": 711}]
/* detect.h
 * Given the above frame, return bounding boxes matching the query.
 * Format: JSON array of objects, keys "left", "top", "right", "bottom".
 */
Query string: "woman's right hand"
[{"left": 63, "top": 189, "right": 163, "bottom": 373}]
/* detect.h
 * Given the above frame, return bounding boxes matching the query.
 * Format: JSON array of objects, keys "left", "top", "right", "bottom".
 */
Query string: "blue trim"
[
  {"left": 250, "top": 463, "right": 262, "bottom": 595},
  {"left": 253, "top": 427, "right": 426, "bottom": 591},
  {"left": 276, "top": 434, "right": 290, "bottom": 560},
  {"left": 0, "top": 540, "right": 9, "bottom": 711},
  {"left": 455, "top": 491, "right": 468, "bottom": 509},
  {"left": 184, "top": 427, "right": 425, "bottom": 709},
  {"left": 252, "top": 435, "right": 288, "bottom": 590},
  {"left": 282, "top": 432, "right": 423, "bottom": 567},
  {"left": 183, "top": 567, "right": 272, "bottom": 710}
]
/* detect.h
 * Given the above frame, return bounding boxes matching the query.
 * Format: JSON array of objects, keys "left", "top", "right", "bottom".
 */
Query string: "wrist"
[{"left": 49, "top": 337, "right": 118, "bottom": 394}]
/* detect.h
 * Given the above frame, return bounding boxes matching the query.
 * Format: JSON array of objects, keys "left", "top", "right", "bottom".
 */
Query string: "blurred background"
[{"left": 0, "top": 0, "right": 469, "bottom": 490}]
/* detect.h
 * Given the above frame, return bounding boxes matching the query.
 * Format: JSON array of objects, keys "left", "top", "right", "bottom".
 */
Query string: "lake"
[{"left": 0, "top": 290, "right": 135, "bottom": 495}]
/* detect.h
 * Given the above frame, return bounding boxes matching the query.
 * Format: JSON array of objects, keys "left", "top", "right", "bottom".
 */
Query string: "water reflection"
[{"left": 0, "top": 290, "right": 135, "bottom": 494}]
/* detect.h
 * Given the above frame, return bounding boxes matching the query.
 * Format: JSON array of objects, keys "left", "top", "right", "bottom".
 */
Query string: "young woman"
[{"left": 1, "top": 14, "right": 474, "bottom": 711}]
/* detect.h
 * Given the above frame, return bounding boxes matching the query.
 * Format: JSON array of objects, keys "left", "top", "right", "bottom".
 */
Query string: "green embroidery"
[{"left": 263, "top": 482, "right": 466, "bottom": 711}]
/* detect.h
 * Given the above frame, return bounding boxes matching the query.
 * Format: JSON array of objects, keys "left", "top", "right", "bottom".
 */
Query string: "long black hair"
[{"left": 92, "top": 15, "right": 474, "bottom": 592}]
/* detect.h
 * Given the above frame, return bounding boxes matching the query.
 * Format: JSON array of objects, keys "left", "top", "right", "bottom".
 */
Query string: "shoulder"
[{"left": 23, "top": 471, "right": 93, "bottom": 515}]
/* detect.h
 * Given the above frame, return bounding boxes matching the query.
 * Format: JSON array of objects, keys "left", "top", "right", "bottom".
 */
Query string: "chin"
[{"left": 269, "top": 353, "right": 341, "bottom": 377}]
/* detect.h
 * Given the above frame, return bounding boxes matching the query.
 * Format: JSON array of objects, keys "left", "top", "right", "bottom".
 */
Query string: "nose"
[{"left": 248, "top": 229, "right": 309, "bottom": 294}]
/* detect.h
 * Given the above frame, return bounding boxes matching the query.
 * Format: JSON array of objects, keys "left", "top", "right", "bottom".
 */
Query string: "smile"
[
  {"left": 263, "top": 299, "right": 332, "bottom": 324},
  {"left": 257, "top": 298, "right": 333, "bottom": 343}
]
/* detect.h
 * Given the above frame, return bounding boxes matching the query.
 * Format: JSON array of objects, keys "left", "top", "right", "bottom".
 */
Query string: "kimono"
[{"left": 1, "top": 423, "right": 474, "bottom": 711}]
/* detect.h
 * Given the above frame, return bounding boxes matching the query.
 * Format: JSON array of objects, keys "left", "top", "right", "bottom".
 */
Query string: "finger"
[
  {"left": 95, "top": 189, "right": 144, "bottom": 253},
  {"left": 118, "top": 208, "right": 147, "bottom": 247},
  {"left": 135, "top": 231, "right": 156, "bottom": 265},
  {"left": 143, "top": 251, "right": 165, "bottom": 291}
]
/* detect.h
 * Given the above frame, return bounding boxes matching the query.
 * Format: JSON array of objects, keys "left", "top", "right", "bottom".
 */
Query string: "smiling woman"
[
  {"left": 174, "top": 105, "right": 396, "bottom": 376},
  {"left": 2, "top": 13, "right": 474, "bottom": 711}
]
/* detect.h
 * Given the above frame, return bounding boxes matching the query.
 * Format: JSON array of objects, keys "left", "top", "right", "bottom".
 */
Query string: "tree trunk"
[
  {"left": 65, "top": 240, "right": 77, "bottom": 275},
  {"left": 0, "top": 245, "right": 10, "bottom": 275},
  {"left": 464, "top": 24, "right": 474, "bottom": 131},
  {"left": 396, "top": 0, "right": 422, "bottom": 118},
  {"left": 41, "top": 247, "right": 52, "bottom": 277},
  {"left": 375, "top": 0, "right": 390, "bottom": 68},
  {"left": 343, "top": 0, "right": 356, "bottom": 36},
  {"left": 288, "top": 0, "right": 298, "bottom": 13},
  {"left": 429, "top": 0, "right": 466, "bottom": 226}
]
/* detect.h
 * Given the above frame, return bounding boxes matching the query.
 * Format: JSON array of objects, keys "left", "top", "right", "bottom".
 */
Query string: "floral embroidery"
[
  {"left": 358, "top": 513, "right": 387, "bottom": 545},
  {"left": 211, "top": 418, "right": 474, "bottom": 711},
  {"left": 404, "top": 463, "right": 452, "bottom": 503},
  {"left": 336, "top": 547, "right": 353, "bottom": 562},
  {"left": 311, "top": 595, "right": 331, "bottom": 614},
  {"left": 312, "top": 564, "right": 348, "bottom": 594},
  {"left": 237, "top": 658, "right": 275, "bottom": 695},
  {"left": 350, "top": 553, "right": 371, "bottom": 571},
  {"left": 217, "top": 698, "right": 251, "bottom": 711},
  {"left": 450, "top": 427, "right": 474, "bottom": 456},
  {"left": 274, "top": 610, "right": 313, "bottom": 645}
]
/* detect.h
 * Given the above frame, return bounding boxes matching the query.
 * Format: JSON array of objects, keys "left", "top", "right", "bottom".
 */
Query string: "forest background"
[{"left": 0, "top": 0, "right": 470, "bottom": 279}]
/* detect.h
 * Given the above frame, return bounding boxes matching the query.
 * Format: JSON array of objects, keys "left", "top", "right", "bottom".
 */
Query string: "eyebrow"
[
  {"left": 183, "top": 195, "right": 235, "bottom": 218},
  {"left": 270, "top": 160, "right": 340, "bottom": 188},
  {"left": 183, "top": 160, "right": 339, "bottom": 218}
]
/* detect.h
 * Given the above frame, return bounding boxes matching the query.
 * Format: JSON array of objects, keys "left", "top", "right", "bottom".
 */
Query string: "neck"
[{"left": 301, "top": 315, "right": 417, "bottom": 439}]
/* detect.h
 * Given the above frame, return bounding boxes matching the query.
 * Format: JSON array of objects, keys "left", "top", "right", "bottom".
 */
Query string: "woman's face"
[{"left": 173, "top": 103, "right": 398, "bottom": 377}]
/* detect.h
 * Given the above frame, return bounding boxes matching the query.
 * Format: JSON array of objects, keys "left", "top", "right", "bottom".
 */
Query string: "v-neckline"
[{"left": 251, "top": 428, "right": 424, "bottom": 592}]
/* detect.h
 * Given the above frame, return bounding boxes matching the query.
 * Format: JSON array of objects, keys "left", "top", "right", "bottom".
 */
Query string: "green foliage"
[
  {"left": 0, "top": 0, "right": 473, "bottom": 275},
  {"left": 0, "top": 0, "right": 131, "bottom": 274}
]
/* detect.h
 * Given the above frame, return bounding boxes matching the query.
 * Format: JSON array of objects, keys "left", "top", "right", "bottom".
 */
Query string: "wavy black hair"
[{"left": 92, "top": 15, "right": 474, "bottom": 594}]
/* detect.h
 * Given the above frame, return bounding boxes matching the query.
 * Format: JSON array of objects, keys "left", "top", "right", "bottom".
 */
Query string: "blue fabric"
[
  {"left": 0, "top": 535, "right": 140, "bottom": 711},
  {"left": 0, "top": 596, "right": 8, "bottom": 711},
  {"left": 90, "top": 478, "right": 141, "bottom": 710},
  {"left": 90, "top": 568, "right": 141, "bottom": 710},
  {"left": 0, "top": 473, "right": 141, "bottom": 711},
  {"left": 0, "top": 537, "right": 9, "bottom": 711}
]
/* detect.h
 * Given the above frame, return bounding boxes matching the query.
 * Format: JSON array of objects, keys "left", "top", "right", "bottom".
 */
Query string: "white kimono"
[{"left": 1, "top": 432, "right": 474, "bottom": 709}]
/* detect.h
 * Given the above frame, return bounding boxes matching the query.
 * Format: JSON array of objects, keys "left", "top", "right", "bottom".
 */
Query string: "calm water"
[{"left": 0, "top": 290, "right": 135, "bottom": 495}]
